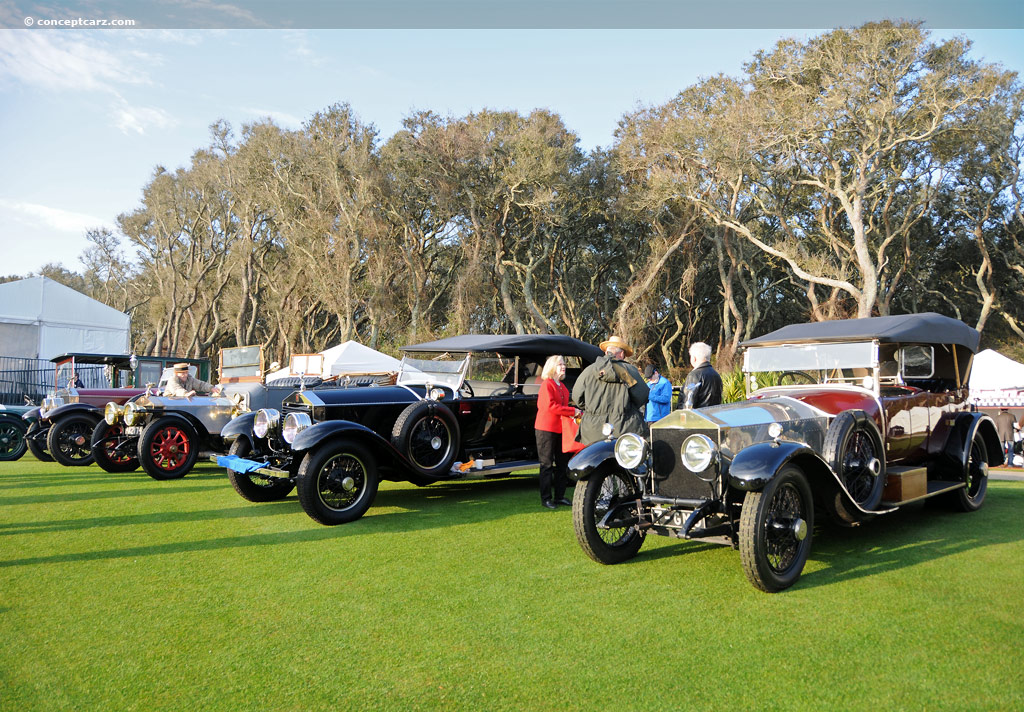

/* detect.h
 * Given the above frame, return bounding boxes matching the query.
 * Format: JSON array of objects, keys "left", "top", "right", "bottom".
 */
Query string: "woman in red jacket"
[{"left": 535, "top": 355, "right": 580, "bottom": 509}]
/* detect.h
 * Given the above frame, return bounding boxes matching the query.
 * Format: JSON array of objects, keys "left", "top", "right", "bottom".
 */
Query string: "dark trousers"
[{"left": 536, "top": 429, "right": 568, "bottom": 503}]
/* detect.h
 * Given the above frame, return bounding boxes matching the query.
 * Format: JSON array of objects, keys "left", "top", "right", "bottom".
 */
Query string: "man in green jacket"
[{"left": 572, "top": 335, "right": 649, "bottom": 445}]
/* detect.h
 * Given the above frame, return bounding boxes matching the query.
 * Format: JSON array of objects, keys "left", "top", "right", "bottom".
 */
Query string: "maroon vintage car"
[
  {"left": 568, "top": 313, "right": 1000, "bottom": 592},
  {"left": 23, "top": 353, "right": 209, "bottom": 467}
]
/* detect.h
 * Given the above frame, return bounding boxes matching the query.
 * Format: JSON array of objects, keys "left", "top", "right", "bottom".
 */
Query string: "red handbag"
[{"left": 561, "top": 415, "right": 585, "bottom": 453}]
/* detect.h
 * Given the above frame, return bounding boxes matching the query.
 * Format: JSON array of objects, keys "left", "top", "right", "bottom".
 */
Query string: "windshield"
[
  {"left": 397, "top": 353, "right": 469, "bottom": 389},
  {"left": 743, "top": 341, "right": 878, "bottom": 390}
]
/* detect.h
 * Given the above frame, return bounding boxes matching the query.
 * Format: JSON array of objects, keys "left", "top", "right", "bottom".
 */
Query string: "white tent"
[
  {"left": 969, "top": 349, "right": 1024, "bottom": 406},
  {"left": 265, "top": 340, "right": 404, "bottom": 382},
  {"left": 0, "top": 276, "right": 130, "bottom": 360}
]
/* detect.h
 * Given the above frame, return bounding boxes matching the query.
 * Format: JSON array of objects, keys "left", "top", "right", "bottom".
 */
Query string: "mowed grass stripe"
[{"left": 1, "top": 457, "right": 1021, "bottom": 711}]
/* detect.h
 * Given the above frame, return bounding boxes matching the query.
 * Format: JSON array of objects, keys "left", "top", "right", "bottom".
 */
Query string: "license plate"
[{"left": 125, "top": 426, "right": 143, "bottom": 435}]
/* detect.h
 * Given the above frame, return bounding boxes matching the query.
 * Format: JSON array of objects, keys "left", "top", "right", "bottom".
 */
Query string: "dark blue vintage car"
[{"left": 218, "top": 334, "right": 602, "bottom": 525}]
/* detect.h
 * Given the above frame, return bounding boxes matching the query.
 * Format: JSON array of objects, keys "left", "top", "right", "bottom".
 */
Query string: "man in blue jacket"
[{"left": 644, "top": 363, "right": 673, "bottom": 422}]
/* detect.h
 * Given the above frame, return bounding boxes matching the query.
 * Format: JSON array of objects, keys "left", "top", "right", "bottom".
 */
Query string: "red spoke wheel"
[{"left": 139, "top": 417, "right": 199, "bottom": 480}]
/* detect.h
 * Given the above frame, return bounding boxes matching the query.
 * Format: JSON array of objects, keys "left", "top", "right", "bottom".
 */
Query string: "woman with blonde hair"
[{"left": 534, "top": 354, "right": 580, "bottom": 509}]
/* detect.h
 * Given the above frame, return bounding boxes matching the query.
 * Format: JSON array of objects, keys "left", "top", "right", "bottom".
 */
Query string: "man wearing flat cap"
[
  {"left": 163, "top": 363, "right": 221, "bottom": 399},
  {"left": 572, "top": 335, "right": 649, "bottom": 445}
]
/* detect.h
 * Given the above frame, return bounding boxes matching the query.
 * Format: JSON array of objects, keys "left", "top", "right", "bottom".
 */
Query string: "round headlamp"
[
  {"left": 104, "top": 402, "right": 123, "bottom": 425},
  {"left": 681, "top": 434, "right": 716, "bottom": 473},
  {"left": 614, "top": 433, "right": 648, "bottom": 470},
  {"left": 428, "top": 387, "right": 446, "bottom": 401},
  {"left": 123, "top": 401, "right": 138, "bottom": 426},
  {"left": 282, "top": 412, "right": 312, "bottom": 444},
  {"left": 254, "top": 409, "right": 280, "bottom": 439}
]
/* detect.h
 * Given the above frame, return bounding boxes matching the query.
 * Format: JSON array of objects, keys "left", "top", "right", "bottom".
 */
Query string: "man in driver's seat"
[{"left": 163, "top": 363, "right": 221, "bottom": 399}]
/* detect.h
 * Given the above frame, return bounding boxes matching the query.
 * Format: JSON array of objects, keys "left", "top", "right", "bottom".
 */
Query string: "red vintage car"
[{"left": 569, "top": 313, "right": 1000, "bottom": 592}]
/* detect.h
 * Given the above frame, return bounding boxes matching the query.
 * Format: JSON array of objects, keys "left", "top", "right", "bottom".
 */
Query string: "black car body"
[
  {"left": 569, "top": 313, "right": 1000, "bottom": 592},
  {"left": 219, "top": 334, "right": 602, "bottom": 525}
]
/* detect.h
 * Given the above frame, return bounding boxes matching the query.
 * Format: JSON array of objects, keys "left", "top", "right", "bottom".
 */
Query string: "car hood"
[
  {"left": 134, "top": 394, "right": 239, "bottom": 411},
  {"left": 653, "top": 396, "right": 829, "bottom": 433},
  {"left": 285, "top": 383, "right": 429, "bottom": 408}
]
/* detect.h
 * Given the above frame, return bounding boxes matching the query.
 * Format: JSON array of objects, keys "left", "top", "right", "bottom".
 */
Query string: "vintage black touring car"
[
  {"left": 569, "top": 313, "right": 1000, "bottom": 592},
  {"left": 218, "top": 334, "right": 602, "bottom": 525}
]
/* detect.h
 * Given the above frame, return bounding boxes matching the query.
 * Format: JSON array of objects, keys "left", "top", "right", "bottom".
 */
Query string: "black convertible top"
[
  {"left": 402, "top": 334, "right": 603, "bottom": 361},
  {"left": 742, "top": 313, "right": 980, "bottom": 353}
]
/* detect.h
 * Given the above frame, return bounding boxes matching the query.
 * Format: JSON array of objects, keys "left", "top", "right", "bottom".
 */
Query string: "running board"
[
  {"left": 881, "top": 479, "right": 964, "bottom": 507},
  {"left": 444, "top": 459, "right": 539, "bottom": 480}
]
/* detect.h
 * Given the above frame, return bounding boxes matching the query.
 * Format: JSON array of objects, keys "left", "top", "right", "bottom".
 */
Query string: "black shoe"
[
  {"left": 542, "top": 500, "right": 557, "bottom": 510},
  {"left": 556, "top": 498, "right": 572, "bottom": 507}
]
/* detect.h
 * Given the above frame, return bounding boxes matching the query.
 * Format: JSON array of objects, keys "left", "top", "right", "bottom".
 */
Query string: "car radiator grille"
[{"left": 650, "top": 430, "right": 719, "bottom": 501}]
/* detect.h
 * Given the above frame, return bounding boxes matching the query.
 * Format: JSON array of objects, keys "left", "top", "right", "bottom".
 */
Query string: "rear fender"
[
  {"left": 939, "top": 412, "right": 1002, "bottom": 469},
  {"left": 567, "top": 440, "right": 616, "bottom": 482}
]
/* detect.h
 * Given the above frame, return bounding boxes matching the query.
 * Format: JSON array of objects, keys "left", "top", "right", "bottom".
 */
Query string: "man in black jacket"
[{"left": 682, "top": 342, "right": 722, "bottom": 409}]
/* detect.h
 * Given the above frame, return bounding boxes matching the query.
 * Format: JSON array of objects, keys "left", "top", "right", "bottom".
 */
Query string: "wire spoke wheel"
[
  {"left": 824, "top": 411, "right": 885, "bottom": 511},
  {"left": 840, "top": 430, "right": 879, "bottom": 504},
  {"left": 573, "top": 467, "right": 645, "bottom": 565},
  {"left": 945, "top": 432, "right": 988, "bottom": 512},
  {"left": 226, "top": 438, "right": 294, "bottom": 502},
  {"left": 740, "top": 465, "right": 814, "bottom": 592},
  {"left": 296, "top": 441, "right": 379, "bottom": 525},
  {"left": 764, "top": 483, "right": 805, "bottom": 572},
  {"left": 408, "top": 416, "right": 453, "bottom": 470},
  {"left": 47, "top": 415, "right": 96, "bottom": 466},
  {"left": 0, "top": 419, "right": 27, "bottom": 461},
  {"left": 391, "top": 401, "right": 460, "bottom": 478}
]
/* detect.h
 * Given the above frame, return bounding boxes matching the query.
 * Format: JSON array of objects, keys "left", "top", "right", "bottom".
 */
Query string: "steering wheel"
[
  {"left": 778, "top": 371, "right": 818, "bottom": 386},
  {"left": 459, "top": 381, "right": 475, "bottom": 398}
]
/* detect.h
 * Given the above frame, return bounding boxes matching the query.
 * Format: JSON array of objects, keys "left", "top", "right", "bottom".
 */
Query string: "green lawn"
[{"left": 1, "top": 457, "right": 1022, "bottom": 711}]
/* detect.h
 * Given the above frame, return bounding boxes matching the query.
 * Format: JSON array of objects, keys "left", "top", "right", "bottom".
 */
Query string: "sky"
[{"left": 1, "top": 13, "right": 1023, "bottom": 277}]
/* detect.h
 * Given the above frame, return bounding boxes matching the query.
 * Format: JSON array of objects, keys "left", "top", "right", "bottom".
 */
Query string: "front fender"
[
  {"left": 47, "top": 403, "right": 103, "bottom": 423},
  {"left": 221, "top": 412, "right": 258, "bottom": 444},
  {"left": 728, "top": 440, "right": 829, "bottom": 491},
  {"left": 22, "top": 408, "right": 41, "bottom": 423},
  {"left": 144, "top": 410, "right": 209, "bottom": 438},
  {"left": 567, "top": 439, "right": 617, "bottom": 482},
  {"left": 291, "top": 420, "right": 397, "bottom": 457}
]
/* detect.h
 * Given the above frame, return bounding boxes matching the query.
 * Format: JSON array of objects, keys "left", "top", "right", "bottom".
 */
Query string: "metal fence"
[{"left": 0, "top": 356, "right": 107, "bottom": 406}]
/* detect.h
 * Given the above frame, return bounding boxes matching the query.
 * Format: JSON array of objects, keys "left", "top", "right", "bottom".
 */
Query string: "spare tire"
[
  {"left": 823, "top": 410, "right": 886, "bottom": 511},
  {"left": 391, "top": 401, "right": 460, "bottom": 478}
]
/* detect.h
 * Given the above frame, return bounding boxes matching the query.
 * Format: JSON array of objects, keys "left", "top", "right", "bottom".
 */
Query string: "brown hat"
[
  {"left": 173, "top": 363, "right": 190, "bottom": 372},
  {"left": 599, "top": 335, "right": 633, "bottom": 358}
]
